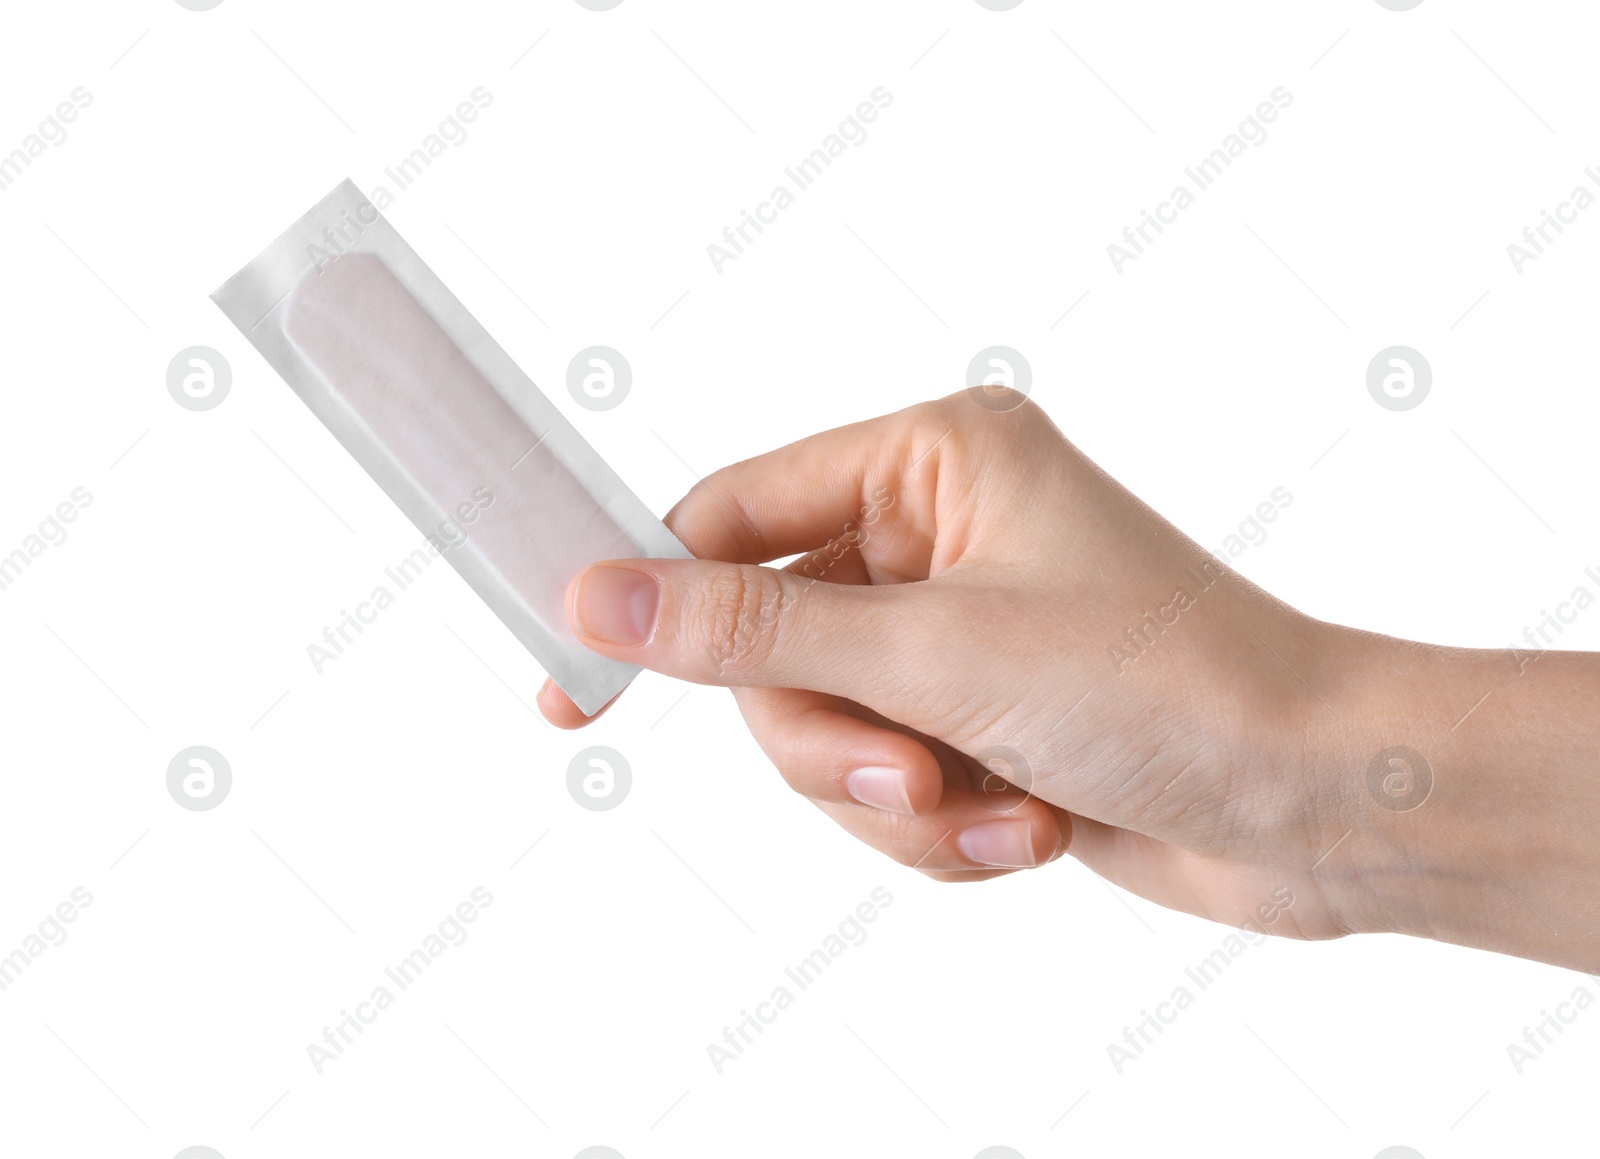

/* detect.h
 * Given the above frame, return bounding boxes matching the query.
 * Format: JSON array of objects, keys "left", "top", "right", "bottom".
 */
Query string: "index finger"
[{"left": 663, "top": 399, "right": 949, "bottom": 578}]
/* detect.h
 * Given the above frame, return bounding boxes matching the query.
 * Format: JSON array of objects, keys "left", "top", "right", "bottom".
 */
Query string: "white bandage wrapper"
[{"left": 212, "top": 179, "right": 689, "bottom": 714}]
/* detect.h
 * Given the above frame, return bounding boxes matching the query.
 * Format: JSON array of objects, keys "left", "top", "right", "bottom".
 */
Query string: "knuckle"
[
  {"left": 916, "top": 395, "right": 967, "bottom": 434},
  {"left": 898, "top": 403, "right": 968, "bottom": 470},
  {"left": 930, "top": 387, "right": 1048, "bottom": 445},
  {"left": 697, "top": 565, "right": 787, "bottom": 677}
]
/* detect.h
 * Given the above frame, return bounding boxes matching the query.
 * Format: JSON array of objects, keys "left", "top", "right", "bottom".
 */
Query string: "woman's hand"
[{"left": 539, "top": 390, "right": 1600, "bottom": 970}]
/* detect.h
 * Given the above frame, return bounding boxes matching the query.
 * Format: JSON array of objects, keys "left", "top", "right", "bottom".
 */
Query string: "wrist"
[{"left": 1305, "top": 623, "right": 1600, "bottom": 970}]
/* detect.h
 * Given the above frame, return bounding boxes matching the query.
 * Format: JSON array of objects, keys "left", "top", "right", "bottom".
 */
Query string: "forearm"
[{"left": 1311, "top": 627, "right": 1600, "bottom": 970}]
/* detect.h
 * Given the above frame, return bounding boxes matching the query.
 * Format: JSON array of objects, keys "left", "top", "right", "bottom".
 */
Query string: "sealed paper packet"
[{"left": 212, "top": 178, "right": 690, "bottom": 715}]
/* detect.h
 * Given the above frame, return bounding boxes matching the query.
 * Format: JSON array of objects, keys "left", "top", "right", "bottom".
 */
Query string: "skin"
[{"left": 538, "top": 390, "right": 1600, "bottom": 972}]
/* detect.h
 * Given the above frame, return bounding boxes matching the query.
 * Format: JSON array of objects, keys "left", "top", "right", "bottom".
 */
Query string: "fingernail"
[
  {"left": 845, "top": 766, "right": 915, "bottom": 815},
  {"left": 957, "top": 820, "right": 1037, "bottom": 868},
  {"left": 571, "top": 566, "right": 659, "bottom": 646}
]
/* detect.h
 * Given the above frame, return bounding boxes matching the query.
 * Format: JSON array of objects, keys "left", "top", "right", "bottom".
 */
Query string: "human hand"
[{"left": 539, "top": 391, "right": 1600, "bottom": 969}]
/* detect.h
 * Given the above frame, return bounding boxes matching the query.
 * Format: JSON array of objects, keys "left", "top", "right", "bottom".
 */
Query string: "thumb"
[{"left": 564, "top": 558, "right": 896, "bottom": 696}]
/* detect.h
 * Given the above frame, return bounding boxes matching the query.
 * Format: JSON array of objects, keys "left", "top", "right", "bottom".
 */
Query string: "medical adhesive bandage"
[{"left": 212, "top": 179, "right": 689, "bottom": 714}]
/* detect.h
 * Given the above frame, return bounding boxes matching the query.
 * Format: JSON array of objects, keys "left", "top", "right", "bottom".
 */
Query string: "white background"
[{"left": 2, "top": 1, "right": 1597, "bottom": 1156}]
